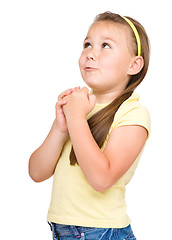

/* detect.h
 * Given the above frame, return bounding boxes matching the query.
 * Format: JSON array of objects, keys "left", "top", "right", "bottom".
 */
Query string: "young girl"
[{"left": 29, "top": 11, "right": 150, "bottom": 240}]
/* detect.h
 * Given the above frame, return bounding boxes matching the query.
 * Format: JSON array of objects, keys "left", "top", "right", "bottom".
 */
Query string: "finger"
[
  {"left": 56, "top": 99, "right": 67, "bottom": 109},
  {"left": 58, "top": 89, "right": 72, "bottom": 101},
  {"left": 81, "top": 87, "right": 90, "bottom": 100},
  {"left": 81, "top": 87, "right": 89, "bottom": 94},
  {"left": 88, "top": 94, "right": 96, "bottom": 106},
  {"left": 58, "top": 87, "right": 80, "bottom": 101},
  {"left": 72, "top": 86, "right": 80, "bottom": 92}
]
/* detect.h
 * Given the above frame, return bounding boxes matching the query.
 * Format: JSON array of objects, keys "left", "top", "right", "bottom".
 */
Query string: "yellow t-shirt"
[{"left": 47, "top": 92, "right": 150, "bottom": 228}]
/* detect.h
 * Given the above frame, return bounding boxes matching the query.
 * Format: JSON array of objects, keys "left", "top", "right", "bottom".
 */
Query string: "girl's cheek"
[{"left": 78, "top": 55, "right": 83, "bottom": 68}]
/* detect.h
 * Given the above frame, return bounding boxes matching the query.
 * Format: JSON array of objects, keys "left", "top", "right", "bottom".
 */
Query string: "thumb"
[{"left": 88, "top": 94, "right": 96, "bottom": 109}]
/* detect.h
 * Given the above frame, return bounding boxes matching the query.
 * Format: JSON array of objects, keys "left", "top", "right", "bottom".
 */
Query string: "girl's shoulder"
[
  {"left": 117, "top": 92, "right": 148, "bottom": 113},
  {"left": 112, "top": 92, "right": 151, "bottom": 137}
]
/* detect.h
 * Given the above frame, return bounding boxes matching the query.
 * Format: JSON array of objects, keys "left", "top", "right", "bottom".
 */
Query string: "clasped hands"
[{"left": 55, "top": 87, "right": 96, "bottom": 133}]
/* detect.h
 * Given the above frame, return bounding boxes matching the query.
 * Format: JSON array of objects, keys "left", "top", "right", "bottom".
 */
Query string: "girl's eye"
[
  {"left": 102, "top": 43, "right": 111, "bottom": 49},
  {"left": 84, "top": 42, "right": 91, "bottom": 48}
]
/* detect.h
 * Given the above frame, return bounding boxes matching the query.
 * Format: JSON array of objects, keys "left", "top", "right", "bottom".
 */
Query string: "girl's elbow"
[
  {"left": 28, "top": 169, "right": 43, "bottom": 183},
  {"left": 29, "top": 172, "right": 50, "bottom": 183},
  {"left": 92, "top": 185, "right": 107, "bottom": 192},
  {"left": 90, "top": 177, "right": 115, "bottom": 192},
  {"left": 92, "top": 183, "right": 110, "bottom": 192},
  {"left": 28, "top": 165, "right": 51, "bottom": 183}
]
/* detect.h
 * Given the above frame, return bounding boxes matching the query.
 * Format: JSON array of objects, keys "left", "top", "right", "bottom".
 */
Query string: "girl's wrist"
[
  {"left": 52, "top": 120, "right": 69, "bottom": 141},
  {"left": 67, "top": 117, "right": 87, "bottom": 134}
]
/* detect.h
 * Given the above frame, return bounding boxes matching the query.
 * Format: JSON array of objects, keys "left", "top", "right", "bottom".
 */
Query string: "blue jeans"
[{"left": 48, "top": 222, "right": 136, "bottom": 240}]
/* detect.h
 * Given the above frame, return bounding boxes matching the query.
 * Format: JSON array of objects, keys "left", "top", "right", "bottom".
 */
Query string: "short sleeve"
[{"left": 112, "top": 106, "right": 151, "bottom": 139}]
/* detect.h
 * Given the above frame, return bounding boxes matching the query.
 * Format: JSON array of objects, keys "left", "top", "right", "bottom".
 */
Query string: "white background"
[{"left": 0, "top": 0, "right": 171, "bottom": 239}]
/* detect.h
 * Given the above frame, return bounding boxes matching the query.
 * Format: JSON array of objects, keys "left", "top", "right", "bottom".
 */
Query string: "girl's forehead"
[{"left": 86, "top": 21, "right": 129, "bottom": 41}]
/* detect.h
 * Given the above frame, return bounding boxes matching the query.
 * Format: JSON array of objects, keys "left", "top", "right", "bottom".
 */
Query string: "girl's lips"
[{"left": 85, "top": 67, "right": 97, "bottom": 71}]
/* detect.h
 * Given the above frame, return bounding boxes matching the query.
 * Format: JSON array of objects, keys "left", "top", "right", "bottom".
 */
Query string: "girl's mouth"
[{"left": 85, "top": 67, "right": 97, "bottom": 71}]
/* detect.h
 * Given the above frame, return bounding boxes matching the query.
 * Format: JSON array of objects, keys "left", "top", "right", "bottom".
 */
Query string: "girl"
[{"left": 29, "top": 11, "right": 150, "bottom": 240}]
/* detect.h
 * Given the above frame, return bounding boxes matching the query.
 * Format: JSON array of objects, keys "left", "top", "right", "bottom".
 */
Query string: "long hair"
[{"left": 70, "top": 11, "right": 150, "bottom": 165}]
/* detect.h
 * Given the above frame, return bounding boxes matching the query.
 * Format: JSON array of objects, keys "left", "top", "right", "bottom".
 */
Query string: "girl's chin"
[{"left": 83, "top": 79, "right": 99, "bottom": 89}]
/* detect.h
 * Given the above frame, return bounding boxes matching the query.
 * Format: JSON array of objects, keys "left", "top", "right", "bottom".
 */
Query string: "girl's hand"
[
  {"left": 55, "top": 87, "right": 80, "bottom": 133},
  {"left": 63, "top": 87, "right": 96, "bottom": 121}
]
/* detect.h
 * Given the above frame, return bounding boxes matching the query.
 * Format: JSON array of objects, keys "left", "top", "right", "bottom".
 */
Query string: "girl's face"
[{"left": 79, "top": 21, "right": 135, "bottom": 95}]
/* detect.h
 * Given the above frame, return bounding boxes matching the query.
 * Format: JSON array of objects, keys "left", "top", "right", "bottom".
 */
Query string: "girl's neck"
[{"left": 92, "top": 89, "right": 122, "bottom": 104}]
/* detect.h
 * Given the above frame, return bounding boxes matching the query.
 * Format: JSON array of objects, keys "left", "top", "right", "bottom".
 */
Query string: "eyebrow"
[
  {"left": 84, "top": 37, "right": 89, "bottom": 41},
  {"left": 84, "top": 36, "right": 117, "bottom": 44}
]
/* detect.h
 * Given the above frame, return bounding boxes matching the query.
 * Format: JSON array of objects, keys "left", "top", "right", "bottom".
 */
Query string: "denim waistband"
[
  {"left": 48, "top": 222, "right": 82, "bottom": 238},
  {"left": 48, "top": 222, "right": 136, "bottom": 240}
]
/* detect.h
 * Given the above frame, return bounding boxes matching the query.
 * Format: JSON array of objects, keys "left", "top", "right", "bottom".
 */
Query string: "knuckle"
[
  {"left": 82, "top": 87, "right": 89, "bottom": 92},
  {"left": 55, "top": 101, "right": 60, "bottom": 107},
  {"left": 58, "top": 89, "right": 72, "bottom": 99}
]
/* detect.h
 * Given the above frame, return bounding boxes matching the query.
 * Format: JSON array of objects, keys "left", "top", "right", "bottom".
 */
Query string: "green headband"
[{"left": 123, "top": 17, "right": 141, "bottom": 56}]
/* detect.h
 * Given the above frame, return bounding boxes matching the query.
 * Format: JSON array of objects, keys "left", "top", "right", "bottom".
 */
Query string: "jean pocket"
[
  {"left": 78, "top": 227, "right": 111, "bottom": 240},
  {"left": 116, "top": 225, "right": 136, "bottom": 240},
  {"left": 48, "top": 222, "right": 60, "bottom": 240}
]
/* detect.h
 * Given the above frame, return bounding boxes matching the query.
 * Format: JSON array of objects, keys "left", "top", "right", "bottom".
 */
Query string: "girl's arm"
[
  {"left": 29, "top": 120, "right": 68, "bottom": 182},
  {"left": 63, "top": 87, "right": 147, "bottom": 192},
  {"left": 29, "top": 87, "right": 79, "bottom": 182}
]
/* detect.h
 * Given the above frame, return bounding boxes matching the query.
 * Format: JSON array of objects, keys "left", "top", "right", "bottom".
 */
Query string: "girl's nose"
[
  {"left": 87, "top": 49, "right": 96, "bottom": 61},
  {"left": 87, "top": 55, "right": 96, "bottom": 61}
]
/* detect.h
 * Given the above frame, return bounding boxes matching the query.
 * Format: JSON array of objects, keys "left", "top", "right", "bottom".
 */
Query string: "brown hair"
[{"left": 70, "top": 11, "right": 150, "bottom": 165}]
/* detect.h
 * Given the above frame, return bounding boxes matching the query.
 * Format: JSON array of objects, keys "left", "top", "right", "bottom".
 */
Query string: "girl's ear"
[{"left": 128, "top": 56, "right": 144, "bottom": 75}]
